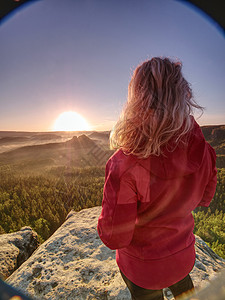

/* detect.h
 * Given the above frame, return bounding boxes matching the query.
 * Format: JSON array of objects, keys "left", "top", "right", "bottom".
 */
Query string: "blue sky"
[{"left": 0, "top": 0, "right": 224, "bottom": 131}]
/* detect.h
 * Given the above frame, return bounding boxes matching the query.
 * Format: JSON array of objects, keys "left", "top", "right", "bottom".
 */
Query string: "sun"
[{"left": 53, "top": 111, "right": 90, "bottom": 131}]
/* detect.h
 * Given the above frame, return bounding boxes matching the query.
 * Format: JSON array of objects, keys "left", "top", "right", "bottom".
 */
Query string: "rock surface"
[
  {"left": 0, "top": 227, "right": 39, "bottom": 280},
  {"left": 185, "top": 268, "right": 225, "bottom": 300},
  {"left": 6, "top": 207, "right": 225, "bottom": 300}
]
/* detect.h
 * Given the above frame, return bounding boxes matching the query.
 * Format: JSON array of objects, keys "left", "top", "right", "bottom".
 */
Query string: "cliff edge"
[{"left": 5, "top": 207, "right": 225, "bottom": 300}]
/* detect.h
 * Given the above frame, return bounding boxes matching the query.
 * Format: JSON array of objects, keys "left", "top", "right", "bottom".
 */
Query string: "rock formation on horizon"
[{"left": 4, "top": 206, "right": 225, "bottom": 300}]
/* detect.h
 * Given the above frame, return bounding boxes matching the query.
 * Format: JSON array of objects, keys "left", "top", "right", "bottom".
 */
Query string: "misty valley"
[{"left": 0, "top": 126, "right": 225, "bottom": 258}]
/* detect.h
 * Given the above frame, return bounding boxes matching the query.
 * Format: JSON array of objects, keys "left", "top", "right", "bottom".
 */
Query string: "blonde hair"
[{"left": 110, "top": 57, "right": 203, "bottom": 158}]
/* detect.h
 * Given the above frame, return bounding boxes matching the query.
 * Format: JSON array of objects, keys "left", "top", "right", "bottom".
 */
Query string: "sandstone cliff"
[
  {"left": 4, "top": 206, "right": 225, "bottom": 300},
  {"left": 0, "top": 227, "right": 39, "bottom": 280}
]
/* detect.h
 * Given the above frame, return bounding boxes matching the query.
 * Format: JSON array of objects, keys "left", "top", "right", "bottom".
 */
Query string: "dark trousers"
[{"left": 120, "top": 271, "right": 194, "bottom": 300}]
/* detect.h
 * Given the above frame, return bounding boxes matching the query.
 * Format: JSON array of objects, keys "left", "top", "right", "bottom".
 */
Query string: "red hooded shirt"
[{"left": 97, "top": 120, "right": 217, "bottom": 289}]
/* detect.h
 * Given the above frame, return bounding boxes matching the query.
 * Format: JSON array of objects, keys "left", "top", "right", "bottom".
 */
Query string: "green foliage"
[
  {"left": 0, "top": 161, "right": 224, "bottom": 260},
  {"left": 0, "top": 224, "right": 5, "bottom": 234},
  {"left": 33, "top": 218, "right": 50, "bottom": 242},
  {"left": 0, "top": 166, "right": 105, "bottom": 242},
  {"left": 193, "top": 168, "right": 225, "bottom": 258},
  {"left": 193, "top": 209, "right": 225, "bottom": 259}
]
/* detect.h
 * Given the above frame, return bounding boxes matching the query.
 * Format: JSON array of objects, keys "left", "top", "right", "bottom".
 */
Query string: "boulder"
[
  {"left": 0, "top": 227, "right": 39, "bottom": 280},
  {"left": 6, "top": 207, "right": 225, "bottom": 300}
]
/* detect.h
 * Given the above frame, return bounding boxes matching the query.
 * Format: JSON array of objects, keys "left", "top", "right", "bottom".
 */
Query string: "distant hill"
[
  {"left": 88, "top": 131, "right": 110, "bottom": 140},
  {"left": 0, "top": 126, "right": 224, "bottom": 170},
  {"left": 0, "top": 137, "right": 30, "bottom": 145},
  {"left": 0, "top": 134, "right": 62, "bottom": 144},
  {"left": 201, "top": 125, "right": 225, "bottom": 168},
  {"left": 87, "top": 131, "right": 110, "bottom": 150},
  {"left": 201, "top": 125, "right": 225, "bottom": 145},
  {"left": 0, "top": 131, "right": 35, "bottom": 138},
  {"left": 31, "top": 134, "right": 62, "bottom": 140},
  {"left": 0, "top": 131, "right": 93, "bottom": 138},
  {"left": 66, "top": 134, "right": 96, "bottom": 148},
  {"left": 0, "top": 134, "right": 113, "bottom": 171}
]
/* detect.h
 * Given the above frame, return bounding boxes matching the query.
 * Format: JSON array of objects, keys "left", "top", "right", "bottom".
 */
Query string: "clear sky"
[{"left": 0, "top": 0, "right": 224, "bottom": 131}]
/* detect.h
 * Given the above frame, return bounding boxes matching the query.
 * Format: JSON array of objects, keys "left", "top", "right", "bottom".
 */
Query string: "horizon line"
[{"left": 0, "top": 123, "right": 225, "bottom": 133}]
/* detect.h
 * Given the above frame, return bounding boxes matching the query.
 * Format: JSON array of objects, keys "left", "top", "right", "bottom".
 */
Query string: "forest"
[
  {"left": 0, "top": 166, "right": 105, "bottom": 242},
  {"left": 193, "top": 168, "right": 225, "bottom": 258},
  {"left": 0, "top": 164, "right": 224, "bottom": 258},
  {"left": 0, "top": 126, "right": 225, "bottom": 258}
]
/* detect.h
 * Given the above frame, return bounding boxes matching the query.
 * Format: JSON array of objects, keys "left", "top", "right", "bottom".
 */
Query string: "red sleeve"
[
  {"left": 198, "top": 143, "right": 217, "bottom": 207},
  {"left": 97, "top": 159, "right": 137, "bottom": 250}
]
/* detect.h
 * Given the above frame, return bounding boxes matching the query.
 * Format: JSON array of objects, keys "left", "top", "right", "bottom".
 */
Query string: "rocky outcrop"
[
  {"left": 185, "top": 268, "right": 225, "bottom": 300},
  {"left": 165, "top": 237, "right": 225, "bottom": 300},
  {"left": 0, "top": 227, "right": 39, "bottom": 280},
  {"left": 6, "top": 207, "right": 225, "bottom": 300}
]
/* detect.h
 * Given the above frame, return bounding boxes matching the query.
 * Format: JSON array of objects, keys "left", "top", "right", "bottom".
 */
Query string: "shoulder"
[{"left": 106, "top": 149, "right": 138, "bottom": 178}]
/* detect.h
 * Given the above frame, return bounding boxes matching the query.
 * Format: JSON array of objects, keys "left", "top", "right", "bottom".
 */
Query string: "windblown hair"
[{"left": 110, "top": 57, "right": 203, "bottom": 158}]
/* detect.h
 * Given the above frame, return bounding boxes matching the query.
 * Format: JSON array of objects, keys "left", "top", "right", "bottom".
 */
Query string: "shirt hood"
[{"left": 137, "top": 119, "right": 206, "bottom": 179}]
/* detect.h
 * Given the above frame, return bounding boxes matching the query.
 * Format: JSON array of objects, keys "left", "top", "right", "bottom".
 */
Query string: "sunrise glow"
[{"left": 53, "top": 111, "right": 90, "bottom": 131}]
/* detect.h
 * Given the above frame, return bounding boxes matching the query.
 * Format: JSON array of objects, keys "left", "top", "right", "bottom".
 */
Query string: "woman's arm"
[
  {"left": 198, "top": 143, "right": 217, "bottom": 207},
  {"left": 97, "top": 159, "right": 138, "bottom": 250}
]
